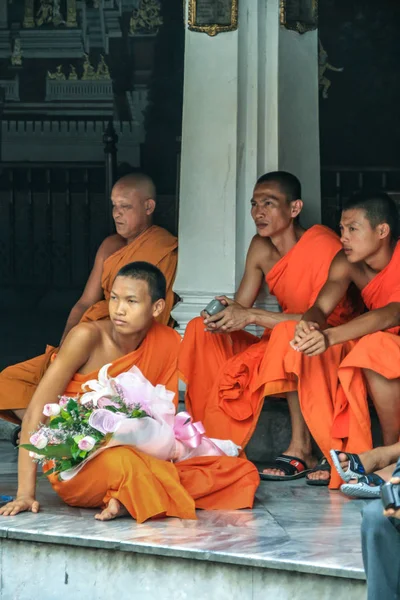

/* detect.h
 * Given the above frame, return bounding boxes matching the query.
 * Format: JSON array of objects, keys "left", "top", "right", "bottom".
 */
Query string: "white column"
[
  {"left": 173, "top": 0, "right": 320, "bottom": 332},
  {"left": 278, "top": 28, "right": 321, "bottom": 226}
]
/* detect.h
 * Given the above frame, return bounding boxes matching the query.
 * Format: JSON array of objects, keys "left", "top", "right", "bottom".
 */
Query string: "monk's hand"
[
  {"left": 290, "top": 320, "right": 320, "bottom": 348},
  {"left": 383, "top": 476, "right": 400, "bottom": 519},
  {"left": 292, "top": 329, "right": 329, "bottom": 356},
  {"left": 0, "top": 495, "right": 40, "bottom": 517},
  {"left": 203, "top": 297, "right": 249, "bottom": 333}
]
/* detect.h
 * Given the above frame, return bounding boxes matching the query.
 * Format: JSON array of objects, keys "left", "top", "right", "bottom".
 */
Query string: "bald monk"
[
  {"left": 179, "top": 171, "right": 359, "bottom": 479},
  {"left": 0, "top": 173, "right": 178, "bottom": 427},
  {"left": 272, "top": 191, "right": 400, "bottom": 488},
  {"left": 0, "top": 262, "right": 258, "bottom": 522}
]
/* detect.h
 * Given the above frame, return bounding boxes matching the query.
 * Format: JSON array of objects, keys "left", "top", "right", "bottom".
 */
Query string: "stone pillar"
[
  {"left": 173, "top": 0, "right": 320, "bottom": 332},
  {"left": 0, "top": 1, "right": 7, "bottom": 29}
]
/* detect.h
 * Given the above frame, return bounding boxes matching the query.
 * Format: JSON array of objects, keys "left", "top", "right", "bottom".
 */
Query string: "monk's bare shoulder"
[
  {"left": 98, "top": 234, "right": 126, "bottom": 261},
  {"left": 247, "top": 234, "right": 280, "bottom": 275},
  {"left": 64, "top": 321, "right": 103, "bottom": 350},
  {"left": 330, "top": 249, "right": 361, "bottom": 282}
]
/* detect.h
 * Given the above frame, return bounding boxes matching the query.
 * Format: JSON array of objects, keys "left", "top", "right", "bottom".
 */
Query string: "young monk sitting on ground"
[
  {"left": 179, "top": 171, "right": 360, "bottom": 480},
  {"left": 0, "top": 262, "right": 258, "bottom": 522},
  {"left": 268, "top": 191, "right": 400, "bottom": 490},
  {"left": 0, "top": 173, "right": 178, "bottom": 430}
]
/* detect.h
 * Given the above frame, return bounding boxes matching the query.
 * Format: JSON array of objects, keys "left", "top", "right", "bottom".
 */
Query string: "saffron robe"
[
  {"left": 48, "top": 322, "right": 259, "bottom": 522},
  {"left": 260, "top": 241, "right": 400, "bottom": 489},
  {"left": 179, "top": 225, "right": 359, "bottom": 448},
  {"left": 0, "top": 225, "right": 178, "bottom": 423}
]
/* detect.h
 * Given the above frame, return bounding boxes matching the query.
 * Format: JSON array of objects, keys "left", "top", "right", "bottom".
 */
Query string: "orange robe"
[
  {"left": 179, "top": 225, "right": 359, "bottom": 448},
  {"left": 258, "top": 242, "right": 400, "bottom": 489},
  {"left": 48, "top": 322, "right": 259, "bottom": 522},
  {"left": 0, "top": 225, "right": 177, "bottom": 423}
]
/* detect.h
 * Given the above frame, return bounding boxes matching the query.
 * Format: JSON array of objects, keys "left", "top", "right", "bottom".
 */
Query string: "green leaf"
[
  {"left": 67, "top": 399, "right": 79, "bottom": 413},
  {"left": 49, "top": 416, "right": 65, "bottom": 429},
  {"left": 60, "top": 460, "right": 73, "bottom": 471},
  {"left": 104, "top": 405, "right": 118, "bottom": 413},
  {"left": 41, "top": 467, "right": 56, "bottom": 478},
  {"left": 21, "top": 443, "right": 73, "bottom": 459},
  {"left": 71, "top": 443, "right": 82, "bottom": 460},
  {"left": 20, "top": 444, "right": 42, "bottom": 454}
]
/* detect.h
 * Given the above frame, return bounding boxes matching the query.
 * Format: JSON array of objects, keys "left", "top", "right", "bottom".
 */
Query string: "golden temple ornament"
[{"left": 187, "top": 0, "right": 238, "bottom": 36}]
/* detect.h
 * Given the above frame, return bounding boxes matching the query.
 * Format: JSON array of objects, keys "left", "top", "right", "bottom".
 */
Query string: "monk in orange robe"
[
  {"left": 0, "top": 262, "right": 259, "bottom": 522},
  {"left": 0, "top": 173, "right": 178, "bottom": 426},
  {"left": 270, "top": 191, "right": 400, "bottom": 488},
  {"left": 179, "top": 171, "right": 359, "bottom": 479}
]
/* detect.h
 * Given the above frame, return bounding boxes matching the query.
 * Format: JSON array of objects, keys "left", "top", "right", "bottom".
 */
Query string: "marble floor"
[{"left": 0, "top": 441, "right": 368, "bottom": 582}]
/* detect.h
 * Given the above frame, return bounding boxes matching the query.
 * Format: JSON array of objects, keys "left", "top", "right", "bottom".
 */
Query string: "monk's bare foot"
[
  {"left": 306, "top": 469, "right": 330, "bottom": 482},
  {"left": 95, "top": 498, "right": 130, "bottom": 521},
  {"left": 262, "top": 447, "right": 317, "bottom": 477}
]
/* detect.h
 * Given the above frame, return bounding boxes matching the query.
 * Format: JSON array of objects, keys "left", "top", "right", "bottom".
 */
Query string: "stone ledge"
[{"left": 0, "top": 539, "right": 366, "bottom": 600}]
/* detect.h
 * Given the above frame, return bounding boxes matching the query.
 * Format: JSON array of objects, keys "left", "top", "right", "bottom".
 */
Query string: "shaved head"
[
  {"left": 111, "top": 173, "right": 157, "bottom": 242},
  {"left": 113, "top": 173, "right": 156, "bottom": 202}
]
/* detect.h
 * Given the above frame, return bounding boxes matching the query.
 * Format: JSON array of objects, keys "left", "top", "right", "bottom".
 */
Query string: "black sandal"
[
  {"left": 305, "top": 457, "right": 331, "bottom": 486},
  {"left": 259, "top": 454, "right": 311, "bottom": 481}
]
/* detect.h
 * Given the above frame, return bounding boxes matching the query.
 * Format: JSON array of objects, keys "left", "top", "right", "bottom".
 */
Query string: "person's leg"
[
  {"left": 262, "top": 391, "right": 317, "bottom": 476},
  {"left": 361, "top": 500, "right": 400, "bottom": 600},
  {"left": 364, "top": 369, "right": 400, "bottom": 446}
]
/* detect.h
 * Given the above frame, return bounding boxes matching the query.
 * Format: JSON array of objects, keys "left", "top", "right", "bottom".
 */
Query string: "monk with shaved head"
[{"left": 0, "top": 173, "right": 178, "bottom": 431}]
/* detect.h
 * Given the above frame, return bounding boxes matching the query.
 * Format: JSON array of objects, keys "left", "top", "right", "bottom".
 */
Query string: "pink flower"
[
  {"left": 59, "top": 397, "right": 69, "bottom": 408},
  {"left": 29, "top": 431, "right": 48, "bottom": 449},
  {"left": 43, "top": 403, "right": 61, "bottom": 417},
  {"left": 77, "top": 436, "right": 96, "bottom": 451}
]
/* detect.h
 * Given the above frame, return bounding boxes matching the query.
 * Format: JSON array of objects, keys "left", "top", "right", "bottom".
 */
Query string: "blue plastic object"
[{"left": 0, "top": 495, "right": 14, "bottom": 506}]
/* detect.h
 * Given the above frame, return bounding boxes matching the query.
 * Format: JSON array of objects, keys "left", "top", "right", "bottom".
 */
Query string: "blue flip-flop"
[
  {"left": 330, "top": 449, "right": 366, "bottom": 482},
  {"left": 340, "top": 473, "right": 384, "bottom": 499}
]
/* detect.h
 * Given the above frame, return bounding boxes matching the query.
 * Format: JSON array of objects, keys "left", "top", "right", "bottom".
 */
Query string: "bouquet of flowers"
[{"left": 22, "top": 365, "right": 239, "bottom": 481}]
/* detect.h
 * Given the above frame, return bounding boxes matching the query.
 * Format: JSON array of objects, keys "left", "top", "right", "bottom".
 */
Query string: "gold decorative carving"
[
  {"left": 68, "top": 64, "right": 78, "bottom": 80},
  {"left": 319, "top": 39, "right": 343, "bottom": 99},
  {"left": 23, "top": 0, "right": 35, "bottom": 28},
  {"left": 47, "top": 64, "right": 66, "bottom": 80},
  {"left": 66, "top": 0, "right": 77, "bottom": 27},
  {"left": 129, "top": 0, "right": 163, "bottom": 35},
  {"left": 280, "top": 0, "right": 318, "bottom": 34},
  {"left": 36, "top": 0, "right": 53, "bottom": 27},
  {"left": 95, "top": 55, "right": 111, "bottom": 80},
  {"left": 11, "top": 38, "right": 23, "bottom": 66},
  {"left": 81, "top": 54, "right": 110, "bottom": 80},
  {"left": 187, "top": 0, "right": 238, "bottom": 37},
  {"left": 82, "top": 53, "right": 96, "bottom": 80}
]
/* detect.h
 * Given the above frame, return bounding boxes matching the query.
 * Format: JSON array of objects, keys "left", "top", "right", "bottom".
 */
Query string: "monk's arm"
[
  {"left": 3, "top": 326, "right": 96, "bottom": 515},
  {"left": 326, "top": 303, "right": 400, "bottom": 347},
  {"left": 60, "top": 238, "right": 115, "bottom": 343},
  {"left": 205, "top": 237, "right": 280, "bottom": 331},
  {"left": 301, "top": 252, "right": 353, "bottom": 327}
]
